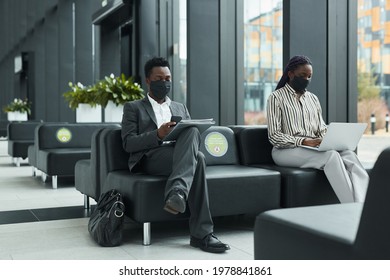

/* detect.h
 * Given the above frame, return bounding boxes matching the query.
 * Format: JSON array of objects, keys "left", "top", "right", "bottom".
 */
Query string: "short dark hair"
[
  {"left": 144, "top": 57, "right": 171, "bottom": 78},
  {"left": 275, "top": 55, "right": 312, "bottom": 90}
]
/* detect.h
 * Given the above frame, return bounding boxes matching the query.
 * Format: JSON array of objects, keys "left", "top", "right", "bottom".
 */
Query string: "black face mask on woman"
[
  {"left": 150, "top": 80, "right": 171, "bottom": 100},
  {"left": 290, "top": 76, "right": 310, "bottom": 93}
]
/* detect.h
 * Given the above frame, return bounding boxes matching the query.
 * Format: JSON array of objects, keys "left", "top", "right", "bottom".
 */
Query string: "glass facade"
[
  {"left": 357, "top": 0, "right": 390, "bottom": 129},
  {"left": 0, "top": 0, "right": 362, "bottom": 126},
  {"left": 243, "top": 0, "right": 283, "bottom": 125}
]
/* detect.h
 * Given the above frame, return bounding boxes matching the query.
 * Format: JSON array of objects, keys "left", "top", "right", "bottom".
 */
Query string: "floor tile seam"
[
  {"left": 0, "top": 206, "right": 88, "bottom": 225},
  {"left": 0, "top": 207, "right": 32, "bottom": 213},
  {"left": 0, "top": 210, "right": 39, "bottom": 225},
  {"left": 0, "top": 217, "right": 90, "bottom": 231},
  {"left": 0, "top": 202, "right": 83, "bottom": 210},
  {"left": 227, "top": 244, "right": 254, "bottom": 256},
  {"left": 117, "top": 245, "right": 138, "bottom": 259},
  {"left": 0, "top": 216, "right": 88, "bottom": 229},
  {"left": 29, "top": 209, "right": 41, "bottom": 222}
]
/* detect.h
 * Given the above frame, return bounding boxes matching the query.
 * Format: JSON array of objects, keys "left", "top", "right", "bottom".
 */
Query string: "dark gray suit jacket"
[{"left": 121, "top": 96, "right": 191, "bottom": 171}]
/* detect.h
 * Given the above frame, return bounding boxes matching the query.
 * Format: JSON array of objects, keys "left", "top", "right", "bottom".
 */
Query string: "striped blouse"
[{"left": 267, "top": 83, "right": 327, "bottom": 148}]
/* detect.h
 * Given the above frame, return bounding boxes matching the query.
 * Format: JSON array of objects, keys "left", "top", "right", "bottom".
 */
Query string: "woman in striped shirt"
[{"left": 267, "top": 55, "right": 368, "bottom": 203}]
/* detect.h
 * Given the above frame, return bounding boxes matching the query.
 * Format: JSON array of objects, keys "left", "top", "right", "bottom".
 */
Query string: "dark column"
[
  {"left": 44, "top": 7, "right": 60, "bottom": 121},
  {"left": 347, "top": 0, "right": 358, "bottom": 123},
  {"left": 58, "top": 0, "right": 75, "bottom": 121},
  {"left": 137, "top": 0, "right": 159, "bottom": 87},
  {"left": 157, "top": 0, "right": 181, "bottom": 101},
  {"left": 283, "top": 0, "right": 357, "bottom": 123},
  {"left": 187, "top": 0, "right": 219, "bottom": 122},
  {"left": 220, "top": 0, "right": 243, "bottom": 125},
  {"left": 328, "top": 0, "right": 357, "bottom": 122},
  {"left": 283, "top": 0, "right": 328, "bottom": 119},
  {"left": 187, "top": 0, "right": 244, "bottom": 125},
  {"left": 33, "top": 22, "right": 46, "bottom": 121},
  {"left": 0, "top": 1, "right": 5, "bottom": 60},
  {"left": 100, "top": 25, "right": 121, "bottom": 77},
  {"left": 1, "top": 0, "right": 15, "bottom": 111},
  {"left": 75, "top": 0, "right": 101, "bottom": 85},
  {"left": 3, "top": 56, "right": 15, "bottom": 116}
]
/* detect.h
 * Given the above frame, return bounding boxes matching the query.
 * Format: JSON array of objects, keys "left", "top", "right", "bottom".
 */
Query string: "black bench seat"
[{"left": 98, "top": 126, "right": 281, "bottom": 245}]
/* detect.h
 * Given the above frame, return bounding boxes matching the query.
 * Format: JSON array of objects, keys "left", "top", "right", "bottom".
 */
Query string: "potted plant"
[
  {"left": 3, "top": 98, "right": 31, "bottom": 121},
  {"left": 63, "top": 82, "right": 102, "bottom": 123},
  {"left": 96, "top": 73, "right": 144, "bottom": 122}
]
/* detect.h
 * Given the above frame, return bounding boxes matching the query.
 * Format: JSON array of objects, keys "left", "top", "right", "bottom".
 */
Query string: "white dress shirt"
[{"left": 147, "top": 93, "right": 172, "bottom": 128}]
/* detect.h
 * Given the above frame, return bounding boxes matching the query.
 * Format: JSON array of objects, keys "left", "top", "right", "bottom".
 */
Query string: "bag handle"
[
  {"left": 97, "top": 189, "right": 121, "bottom": 210},
  {"left": 111, "top": 201, "right": 125, "bottom": 218}
]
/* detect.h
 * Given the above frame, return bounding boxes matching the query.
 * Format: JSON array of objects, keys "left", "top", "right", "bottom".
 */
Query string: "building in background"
[
  {"left": 357, "top": 0, "right": 390, "bottom": 129},
  {"left": 243, "top": 0, "right": 282, "bottom": 124}
]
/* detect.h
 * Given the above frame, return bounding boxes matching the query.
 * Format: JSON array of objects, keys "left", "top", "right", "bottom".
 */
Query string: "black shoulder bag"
[{"left": 88, "top": 189, "right": 125, "bottom": 247}]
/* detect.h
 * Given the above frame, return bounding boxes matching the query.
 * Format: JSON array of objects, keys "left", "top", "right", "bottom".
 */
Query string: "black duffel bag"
[{"left": 88, "top": 189, "right": 125, "bottom": 246}]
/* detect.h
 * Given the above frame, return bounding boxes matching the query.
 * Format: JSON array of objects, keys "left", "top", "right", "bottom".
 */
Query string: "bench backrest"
[
  {"left": 99, "top": 128, "right": 129, "bottom": 190},
  {"left": 7, "top": 121, "right": 41, "bottom": 141},
  {"left": 200, "top": 126, "right": 239, "bottom": 166},
  {"left": 99, "top": 126, "right": 241, "bottom": 178},
  {"left": 230, "top": 125, "right": 274, "bottom": 165},
  {"left": 90, "top": 124, "right": 121, "bottom": 196},
  {"left": 0, "top": 120, "right": 9, "bottom": 137},
  {"left": 355, "top": 147, "right": 390, "bottom": 259},
  {"left": 36, "top": 123, "right": 117, "bottom": 149}
]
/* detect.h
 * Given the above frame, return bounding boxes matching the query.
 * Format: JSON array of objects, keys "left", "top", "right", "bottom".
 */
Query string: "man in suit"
[{"left": 121, "top": 57, "right": 230, "bottom": 253}]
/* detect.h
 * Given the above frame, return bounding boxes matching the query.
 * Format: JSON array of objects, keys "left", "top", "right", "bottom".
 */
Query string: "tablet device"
[{"left": 163, "top": 119, "right": 215, "bottom": 141}]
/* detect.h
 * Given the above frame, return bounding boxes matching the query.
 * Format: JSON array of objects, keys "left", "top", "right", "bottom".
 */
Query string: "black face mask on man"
[
  {"left": 150, "top": 80, "right": 171, "bottom": 100},
  {"left": 290, "top": 76, "right": 310, "bottom": 93}
]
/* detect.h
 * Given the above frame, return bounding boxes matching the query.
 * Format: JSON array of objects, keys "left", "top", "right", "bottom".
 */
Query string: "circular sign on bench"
[
  {"left": 204, "top": 132, "right": 228, "bottom": 157},
  {"left": 56, "top": 128, "right": 72, "bottom": 143}
]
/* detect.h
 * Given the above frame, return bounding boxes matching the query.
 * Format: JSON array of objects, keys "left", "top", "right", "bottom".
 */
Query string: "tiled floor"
[{"left": 0, "top": 132, "right": 388, "bottom": 260}]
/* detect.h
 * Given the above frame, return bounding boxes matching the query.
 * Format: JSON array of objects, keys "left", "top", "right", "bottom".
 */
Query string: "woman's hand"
[{"left": 302, "top": 138, "right": 322, "bottom": 147}]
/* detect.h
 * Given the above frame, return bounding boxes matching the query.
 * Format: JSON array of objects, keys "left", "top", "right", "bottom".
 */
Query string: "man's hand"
[
  {"left": 157, "top": 121, "right": 176, "bottom": 139},
  {"left": 302, "top": 138, "right": 322, "bottom": 147}
]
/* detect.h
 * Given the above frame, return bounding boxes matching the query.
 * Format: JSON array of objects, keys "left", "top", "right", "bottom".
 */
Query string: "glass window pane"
[
  {"left": 357, "top": 0, "right": 390, "bottom": 136},
  {"left": 243, "top": 0, "right": 283, "bottom": 124}
]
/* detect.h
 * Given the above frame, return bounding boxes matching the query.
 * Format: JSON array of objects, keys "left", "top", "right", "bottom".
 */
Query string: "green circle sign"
[
  {"left": 56, "top": 128, "right": 72, "bottom": 143},
  {"left": 204, "top": 132, "right": 228, "bottom": 157}
]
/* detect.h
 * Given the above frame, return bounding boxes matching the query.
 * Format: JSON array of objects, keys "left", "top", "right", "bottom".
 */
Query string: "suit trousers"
[
  {"left": 140, "top": 127, "right": 213, "bottom": 239},
  {"left": 272, "top": 147, "right": 369, "bottom": 203}
]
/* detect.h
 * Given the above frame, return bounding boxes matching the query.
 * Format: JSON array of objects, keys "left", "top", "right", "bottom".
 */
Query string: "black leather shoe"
[
  {"left": 163, "top": 190, "right": 186, "bottom": 214},
  {"left": 190, "top": 233, "right": 230, "bottom": 253}
]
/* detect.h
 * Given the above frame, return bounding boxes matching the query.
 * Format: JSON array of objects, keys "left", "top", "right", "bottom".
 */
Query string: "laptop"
[{"left": 299, "top": 122, "right": 367, "bottom": 152}]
